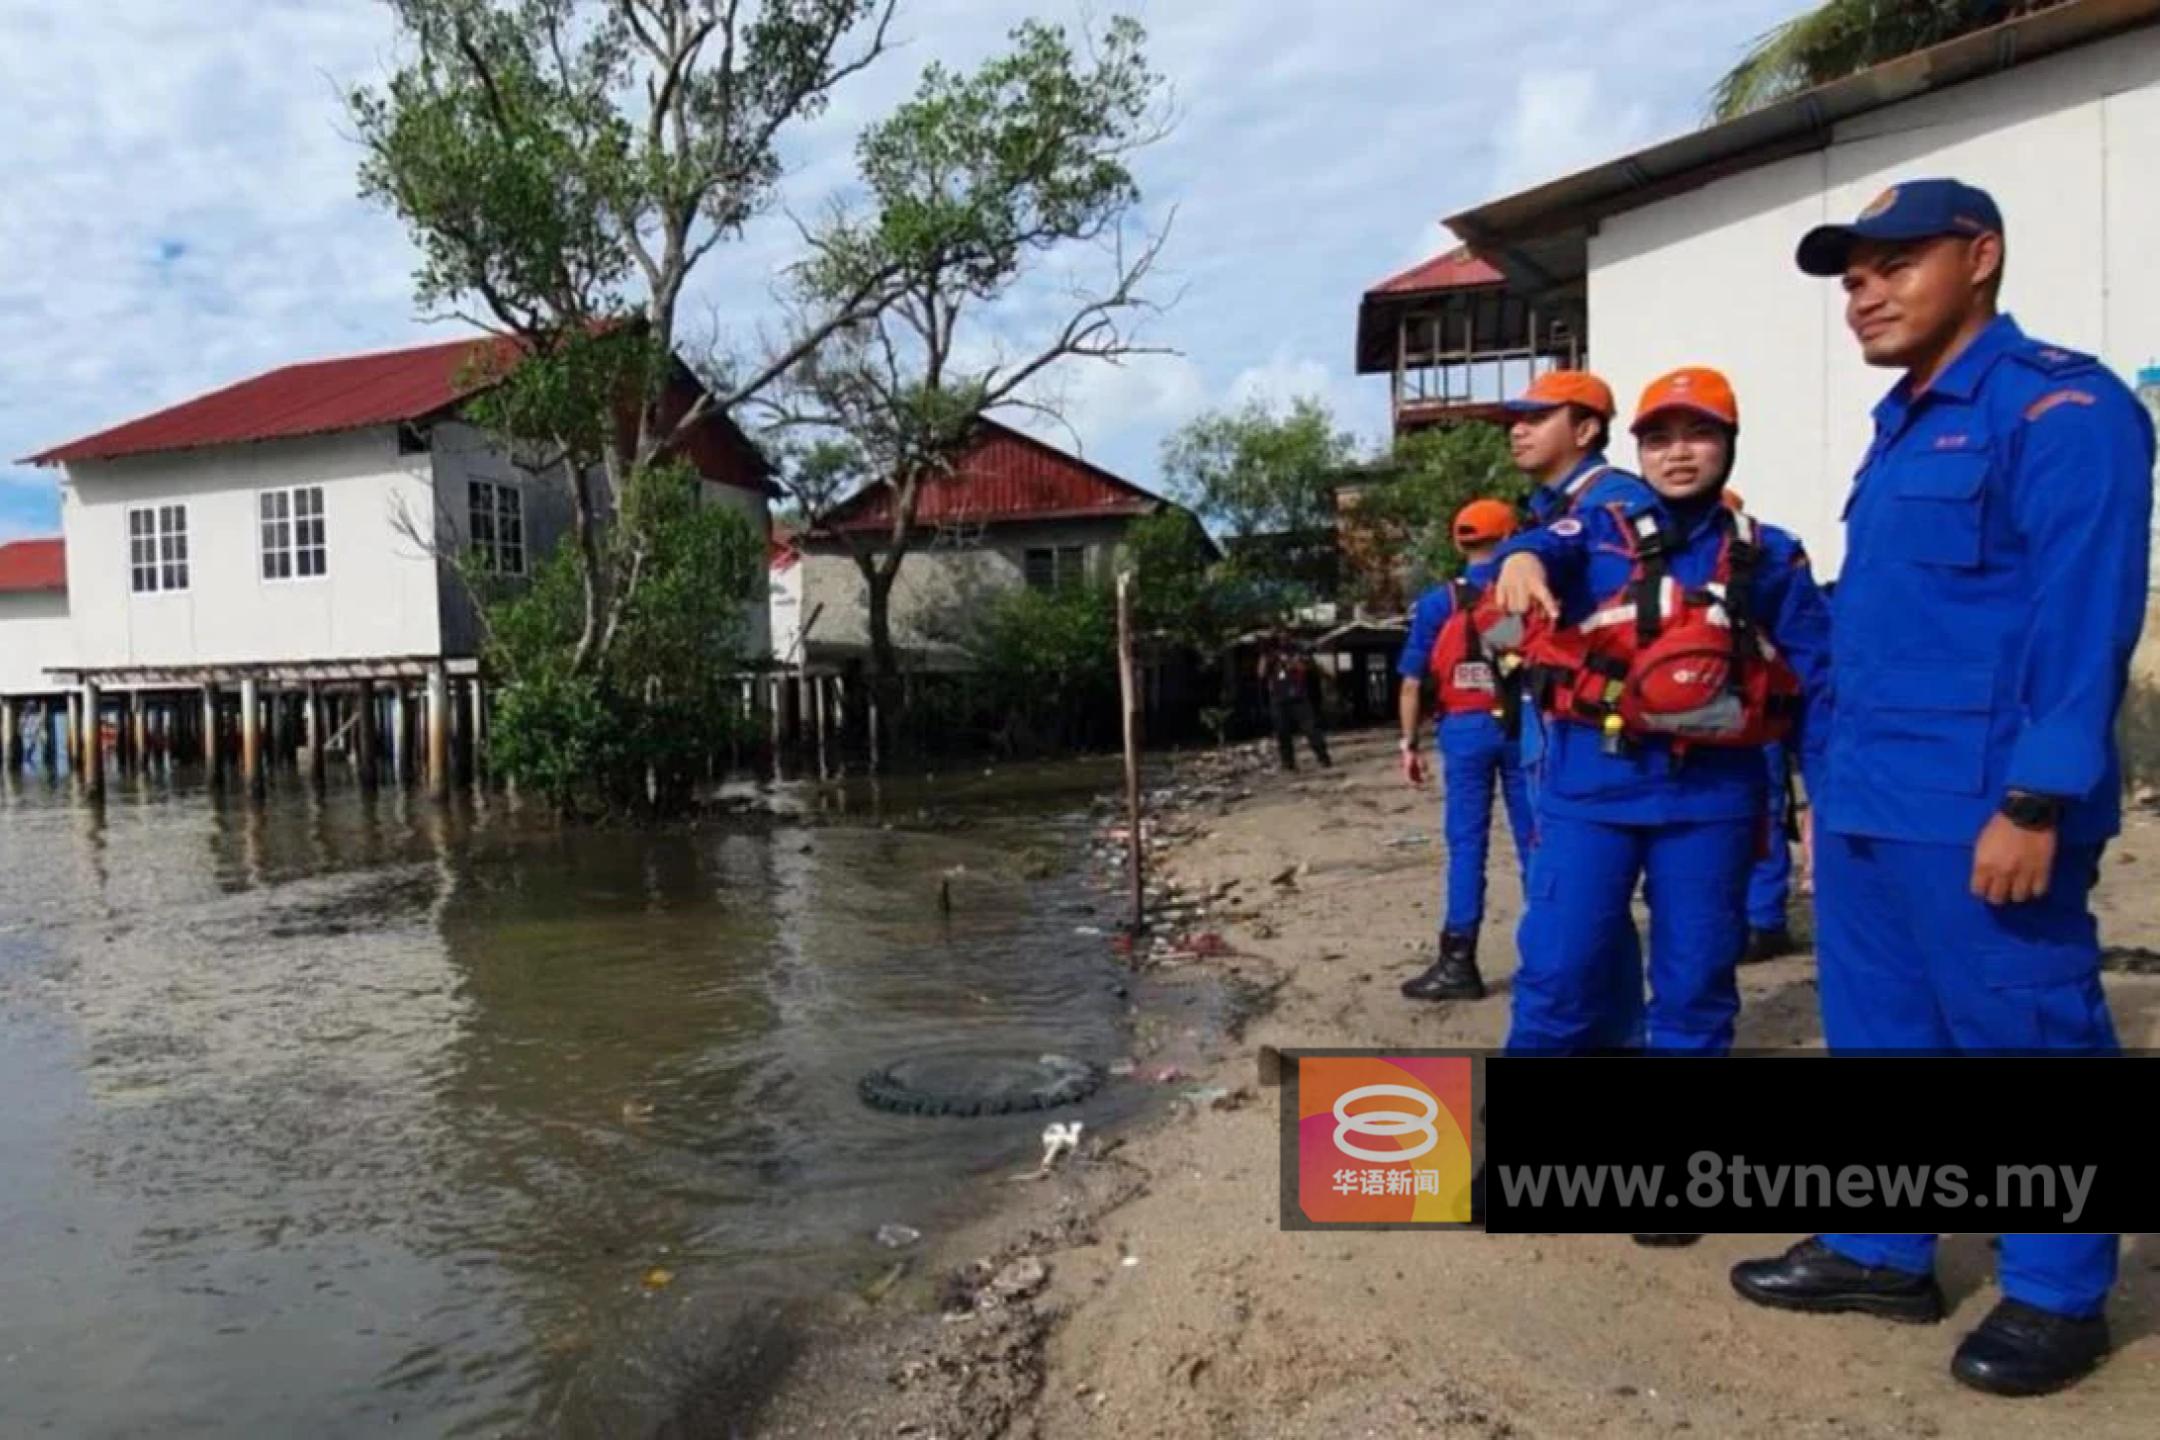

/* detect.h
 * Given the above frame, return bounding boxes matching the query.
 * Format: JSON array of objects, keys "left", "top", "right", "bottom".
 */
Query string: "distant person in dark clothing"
[{"left": 1259, "top": 630, "right": 1331, "bottom": 770}]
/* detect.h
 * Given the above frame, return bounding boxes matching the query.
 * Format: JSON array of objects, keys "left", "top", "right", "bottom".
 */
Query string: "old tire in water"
[{"left": 857, "top": 1052, "right": 1105, "bottom": 1117}]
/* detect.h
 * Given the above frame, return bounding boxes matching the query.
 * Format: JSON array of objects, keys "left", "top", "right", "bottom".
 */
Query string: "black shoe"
[
  {"left": 1632, "top": 1234, "right": 1702, "bottom": 1247},
  {"left": 1401, "top": 930, "right": 1485, "bottom": 1001},
  {"left": 1730, "top": 1237, "right": 1945, "bottom": 1323},
  {"left": 1740, "top": 927, "right": 1795, "bottom": 964},
  {"left": 1951, "top": 1299, "right": 2110, "bottom": 1397}
]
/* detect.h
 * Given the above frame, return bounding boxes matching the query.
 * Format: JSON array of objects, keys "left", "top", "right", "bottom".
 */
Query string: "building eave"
[{"left": 1443, "top": 0, "right": 2160, "bottom": 296}]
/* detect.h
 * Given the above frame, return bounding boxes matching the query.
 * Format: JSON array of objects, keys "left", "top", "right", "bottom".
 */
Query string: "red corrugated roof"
[
  {"left": 821, "top": 420, "right": 1168, "bottom": 533},
  {"left": 26, "top": 334, "right": 523, "bottom": 465},
  {"left": 1367, "top": 246, "right": 1504, "bottom": 298},
  {"left": 26, "top": 334, "right": 522, "bottom": 464},
  {"left": 0, "top": 537, "right": 66, "bottom": 594}
]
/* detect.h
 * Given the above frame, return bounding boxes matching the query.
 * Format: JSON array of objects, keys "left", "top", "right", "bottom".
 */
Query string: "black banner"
[{"left": 1484, "top": 1055, "right": 2143, "bottom": 1234}]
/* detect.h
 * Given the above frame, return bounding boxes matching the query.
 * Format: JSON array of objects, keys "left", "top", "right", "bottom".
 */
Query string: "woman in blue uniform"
[{"left": 1489, "top": 367, "right": 1833, "bottom": 1056}]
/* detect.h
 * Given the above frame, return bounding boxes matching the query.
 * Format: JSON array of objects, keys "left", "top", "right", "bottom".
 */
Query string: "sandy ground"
[{"left": 752, "top": 727, "right": 2160, "bottom": 1439}]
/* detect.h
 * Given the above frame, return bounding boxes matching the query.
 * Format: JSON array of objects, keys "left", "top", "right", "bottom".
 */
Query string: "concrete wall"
[
  {"left": 60, "top": 427, "right": 445, "bottom": 668},
  {"left": 1585, "top": 26, "right": 2160, "bottom": 576},
  {"left": 797, "top": 516, "right": 1134, "bottom": 654},
  {"left": 0, "top": 590, "right": 73, "bottom": 695}
]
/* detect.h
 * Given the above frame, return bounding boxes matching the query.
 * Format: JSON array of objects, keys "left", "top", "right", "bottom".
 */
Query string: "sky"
[{"left": 0, "top": 0, "right": 1809, "bottom": 543}]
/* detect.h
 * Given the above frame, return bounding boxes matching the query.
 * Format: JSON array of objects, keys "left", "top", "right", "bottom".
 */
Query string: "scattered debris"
[
  {"left": 641, "top": 1266, "right": 674, "bottom": 1291},
  {"left": 988, "top": 1256, "right": 1049, "bottom": 1304},
  {"left": 1385, "top": 832, "right": 1432, "bottom": 848},
  {"left": 862, "top": 1258, "right": 910, "bottom": 1303},
  {"left": 876, "top": 1223, "right": 924, "bottom": 1249}
]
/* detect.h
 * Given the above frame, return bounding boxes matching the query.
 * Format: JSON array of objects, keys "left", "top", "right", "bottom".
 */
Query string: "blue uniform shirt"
[
  {"left": 1398, "top": 556, "right": 1503, "bottom": 685},
  {"left": 1497, "top": 493, "right": 1835, "bottom": 824},
  {"left": 1526, "top": 452, "right": 1652, "bottom": 526},
  {"left": 1824, "top": 314, "right": 2156, "bottom": 846}
]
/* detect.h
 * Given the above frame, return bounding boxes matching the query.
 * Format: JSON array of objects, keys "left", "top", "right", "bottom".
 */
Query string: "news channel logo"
[{"left": 1280, "top": 1052, "right": 1476, "bottom": 1228}]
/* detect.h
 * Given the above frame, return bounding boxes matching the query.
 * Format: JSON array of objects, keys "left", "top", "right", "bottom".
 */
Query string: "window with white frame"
[
  {"left": 128, "top": 504, "right": 189, "bottom": 593},
  {"left": 469, "top": 481, "right": 525, "bottom": 575},
  {"left": 260, "top": 485, "right": 327, "bottom": 580}
]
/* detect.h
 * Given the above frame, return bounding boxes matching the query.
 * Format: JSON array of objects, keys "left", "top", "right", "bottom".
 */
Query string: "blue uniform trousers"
[
  {"left": 1747, "top": 753, "right": 1791, "bottom": 931},
  {"left": 1507, "top": 812, "right": 1752, "bottom": 1055},
  {"left": 1439, "top": 711, "right": 1534, "bottom": 933},
  {"left": 1814, "top": 833, "right": 2119, "bottom": 1318}
]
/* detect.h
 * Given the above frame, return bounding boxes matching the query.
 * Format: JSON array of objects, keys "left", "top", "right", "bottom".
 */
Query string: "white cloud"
[
  {"left": 0, "top": 0, "right": 1803, "bottom": 532},
  {"left": 1487, "top": 70, "right": 1659, "bottom": 201}
]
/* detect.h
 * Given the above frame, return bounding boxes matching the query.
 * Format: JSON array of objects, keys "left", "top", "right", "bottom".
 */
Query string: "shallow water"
[{"left": 0, "top": 761, "right": 1145, "bottom": 1436}]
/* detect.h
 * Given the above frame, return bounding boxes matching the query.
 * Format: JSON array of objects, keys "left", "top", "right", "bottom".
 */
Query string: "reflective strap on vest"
[{"left": 1560, "top": 464, "right": 1613, "bottom": 512}]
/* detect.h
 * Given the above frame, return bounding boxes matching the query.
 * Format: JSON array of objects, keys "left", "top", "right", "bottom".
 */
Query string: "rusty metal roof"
[
  {"left": 26, "top": 334, "right": 521, "bottom": 465},
  {"left": 0, "top": 537, "right": 65, "bottom": 594},
  {"left": 1366, "top": 246, "right": 1504, "bottom": 299},
  {"left": 818, "top": 420, "right": 1181, "bottom": 534}
]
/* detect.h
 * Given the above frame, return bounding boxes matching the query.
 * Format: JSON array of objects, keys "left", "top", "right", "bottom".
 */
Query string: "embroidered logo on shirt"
[
  {"left": 1931, "top": 433, "right": 1973, "bottom": 449},
  {"left": 1549, "top": 518, "right": 1583, "bottom": 537},
  {"left": 2023, "top": 389, "right": 2097, "bottom": 421}
]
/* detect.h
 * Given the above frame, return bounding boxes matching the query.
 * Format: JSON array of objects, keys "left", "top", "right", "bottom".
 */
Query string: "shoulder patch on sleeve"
[
  {"left": 2023, "top": 388, "right": 2098, "bottom": 422},
  {"left": 1549, "top": 517, "right": 1583, "bottom": 537}
]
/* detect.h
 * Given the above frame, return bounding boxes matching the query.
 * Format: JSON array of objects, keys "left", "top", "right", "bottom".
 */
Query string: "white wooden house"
[{"left": 10, "top": 333, "right": 773, "bottom": 787}]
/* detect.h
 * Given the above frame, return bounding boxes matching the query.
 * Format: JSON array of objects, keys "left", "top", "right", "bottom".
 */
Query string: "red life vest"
[
  {"left": 1428, "top": 580, "right": 1501, "bottom": 715},
  {"left": 1488, "top": 507, "right": 1800, "bottom": 752}
]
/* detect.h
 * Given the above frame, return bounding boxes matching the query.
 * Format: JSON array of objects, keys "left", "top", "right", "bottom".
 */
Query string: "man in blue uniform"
[
  {"left": 1731, "top": 180, "right": 2155, "bottom": 1397},
  {"left": 1724, "top": 490, "right": 1800, "bottom": 962},
  {"left": 1491, "top": 367, "right": 1834, "bottom": 1059},
  {"left": 1397, "top": 500, "right": 1535, "bottom": 1001}
]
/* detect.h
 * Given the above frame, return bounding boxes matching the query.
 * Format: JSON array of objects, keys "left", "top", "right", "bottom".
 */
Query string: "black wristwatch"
[{"left": 1999, "top": 791, "right": 2065, "bottom": 832}]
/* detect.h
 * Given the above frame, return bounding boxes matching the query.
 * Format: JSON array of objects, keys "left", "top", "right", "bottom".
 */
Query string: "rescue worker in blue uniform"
[
  {"left": 1731, "top": 180, "right": 2155, "bottom": 1398},
  {"left": 1398, "top": 499, "right": 1535, "bottom": 1001},
  {"left": 1490, "top": 367, "right": 1834, "bottom": 1062},
  {"left": 1501, "top": 371, "right": 1657, "bottom": 1026},
  {"left": 1722, "top": 491, "right": 1801, "bottom": 963}
]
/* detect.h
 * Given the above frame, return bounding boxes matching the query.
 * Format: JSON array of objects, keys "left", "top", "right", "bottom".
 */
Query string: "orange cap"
[
  {"left": 1632, "top": 366, "right": 1739, "bottom": 432},
  {"left": 1453, "top": 499, "right": 1519, "bottom": 546},
  {"left": 1721, "top": 488, "right": 1746, "bottom": 512},
  {"left": 1502, "top": 370, "right": 1615, "bottom": 419}
]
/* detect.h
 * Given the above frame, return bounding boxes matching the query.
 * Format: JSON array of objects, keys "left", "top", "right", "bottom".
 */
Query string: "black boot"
[
  {"left": 1730, "top": 1237, "right": 1945, "bottom": 1323},
  {"left": 1632, "top": 1234, "right": 1702, "bottom": 1247},
  {"left": 1401, "top": 930, "right": 1485, "bottom": 1001},
  {"left": 1740, "top": 927, "right": 1796, "bottom": 964},
  {"left": 1951, "top": 1299, "right": 2110, "bottom": 1397}
]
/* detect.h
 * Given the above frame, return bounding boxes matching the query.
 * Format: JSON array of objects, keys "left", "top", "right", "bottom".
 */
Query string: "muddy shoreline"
[{"left": 748, "top": 728, "right": 2160, "bottom": 1439}]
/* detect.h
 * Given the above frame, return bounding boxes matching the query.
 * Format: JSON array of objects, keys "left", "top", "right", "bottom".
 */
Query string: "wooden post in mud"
[
  {"left": 240, "top": 676, "right": 263, "bottom": 798},
  {"left": 80, "top": 681, "right": 103, "bottom": 798},
  {"left": 425, "top": 664, "right": 450, "bottom": 801},
  {"left": 356, "top": 681, "right": 380, "bottom": 789},
  {"left": 1116, "top": 571, "right": 1143, "bottom": 938},
  {"left": 201, "top": 685, "right": 219, "bottom": 779},
  {"left": 2, "top": 696, "right": 18, "bottom": 772}
]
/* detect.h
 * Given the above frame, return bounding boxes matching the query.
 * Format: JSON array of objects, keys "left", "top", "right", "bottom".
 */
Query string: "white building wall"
[
  {"left": 61, "top": 427, "right": 444, "bottom": 669},
  {"left": 769, "top": 559, "right": 805, "bottom": 663},
  {"left": 1585, "top": 26, "right": 2160, "bottom": 576},
  {"left": 0, "top": 591, "right": 74, "bottom": 695}
]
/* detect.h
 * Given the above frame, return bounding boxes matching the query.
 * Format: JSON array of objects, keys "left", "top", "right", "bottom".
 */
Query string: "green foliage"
[
  {"left": 953, "top": 581, "right": 1121, "bottom": 754},
  {"left": 1354, "top": 423, "right": 1524, "bottom": 593},
  {"left": 1710, "top": 1, "right": 2064, "bottom": 121},
  {"left": 479, "top": 464, "right": 762, "bottom": 814},
  {"left": 1161, "top": 396, "right": 1361, "bottom": 542}
]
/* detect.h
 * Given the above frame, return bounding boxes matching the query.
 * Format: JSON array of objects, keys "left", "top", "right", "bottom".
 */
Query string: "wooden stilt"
[
  {"left": 202, "top": 685, "right": 219, "bottom": 779},
  {"left": 467, "top": 676, "right": 485, "bottom": 783},
  {"left": 81, "top": 681, "right": 103, "bottom": 798},
  {"left": 240, "top": 677, "right": 263, "bottom": 797},
  {"left": 426, "top": 664, "right": 449, "bottom": 800},
  {"left": 305, "top": 683, "right": 324, "bottom": 788},
  {"left": 129, "top": 692, "right": 147, "bottom": 773},
  {"left": 392, "top": 683, "right": 411, "bottom": 783},
  {"left": 2, "top": 696, "right": 19, "bottom": 772},
  {"left": 357, "top": 681, "right": 380, "bottom": 790}
]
